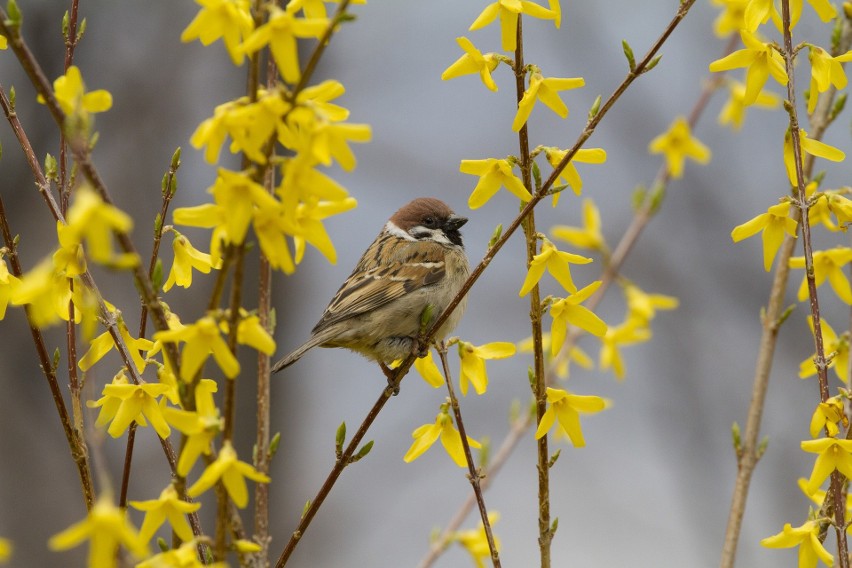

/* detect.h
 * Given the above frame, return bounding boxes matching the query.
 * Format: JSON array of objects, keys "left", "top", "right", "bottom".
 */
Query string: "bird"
[{"left": 272, "top": 197, "right": 470, "bottom": 374}]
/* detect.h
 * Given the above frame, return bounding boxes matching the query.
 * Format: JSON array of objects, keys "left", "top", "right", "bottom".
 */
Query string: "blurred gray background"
[{"left": 1, "top": 1, "right": 850, "bottom": 566}]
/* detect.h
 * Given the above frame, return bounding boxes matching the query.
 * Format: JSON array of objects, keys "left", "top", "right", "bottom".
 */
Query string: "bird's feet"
[{"left": 380, "top": 362, "right": 400, "bottom": 396}]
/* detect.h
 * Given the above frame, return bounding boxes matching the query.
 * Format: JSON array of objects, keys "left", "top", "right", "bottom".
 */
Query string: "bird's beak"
[{"left": 444, "top": 215, "right": 468, "bottom": 231}]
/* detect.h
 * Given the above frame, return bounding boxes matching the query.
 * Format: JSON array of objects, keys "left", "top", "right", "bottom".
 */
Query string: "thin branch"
[{"left": 436, "top": 343, "right": 501, "bottom": 568}]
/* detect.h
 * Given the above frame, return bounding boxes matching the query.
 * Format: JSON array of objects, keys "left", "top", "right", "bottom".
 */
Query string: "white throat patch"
[{"left": 384, "top": 221, "right": 417, "bottom": 241}]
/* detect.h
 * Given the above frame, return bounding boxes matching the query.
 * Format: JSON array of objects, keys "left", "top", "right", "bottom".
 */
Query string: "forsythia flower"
[
  {"left": 648, "top": 116, "right": 711, "bottom": 179},
  {"left": 783, "top": 128, "right": 845, "bottom": 186},
  {"left": 518, "top": 332, "right": 593, "bottom": 380},
  {"left": 460, "top": 158, "right": 531, "bottom": 209},
  {"left": 38, "top": 65, "right": 112, "bottom": 119},
  {"left": 414, "top": 350, "right": 445, "bottom": 388},
  {"left": 88, "top": 372, "right": 172, "bottom": 439},
  {"left": 458, "top": 340, "right": 516, "bottom": 396},
  {"left": 761, "top": 520, "right": 834, "bottom": 568},
  {"left": 708, "top": 30, "right": 787, "bottom": 106},
  {"left": 181, "top": 0, "right": 254, "bottom": 65},
  {"left": 442, "top": 37, "right": 501, "bottom": 91},
  {"left": 78, "top": 316, "right": 155, "bottom": 374},
  {"left": 240, "top": 3, "right": 328, "bottom": 84},
  {"left": 403, "top": 404, "right": 481, "bottom": 467},
  {"left": 534, "top": 387, "right": 608, "bottom": 447},
  {"left": 731, "top": 201, "right": 798, "bottom": 272},
  {"left": 137, "top": 539, "right": 223, "bottom": 568},
  {"left": 64, "top": 187, "right": 137, "bottom": 267},
  {"left": 162, "top": 379, "right": 222, "bottom": 476},
  {"left": 718, "top": 79, "right": 780, "bottom": 130},
  {"left": 188, "top": 440, "right": 271, "bottom": 507},
  {"left": 711, "top": 0, "right": 748, "bottom": 36},
  {"left": 129, "top": 484, "right": 201, "bottom": 544},
  {"left": 469, "top": 0, "right": 559, "bottom": 52},
  {"left": 153, "top": 316, "right": 240, "bottom": 381},
  {"left": 550, "top": 199, "right": 607, "bottom": 253},
  {"left": 799, "top": 317, "right": 849, "bottom": 384},
  {"left": 789, "top": 247, "right": 852, "bottom": 304},
  {"left": 519, "top": 239, "right": 592, "bottom": 296},
  {"left": 0, "top": 255, "right": 20, "bottom": 320},
  {"left": 599, "top": 321, "right": 651, "bottom": 380},
  {"left": 511, "top": 71, "right": 584, "bottom": 132},
  {"left": 0, "top": 538, "right": 10, "bottom": 564},
  {"left": 809, "top": 396, "right": 846, "bottom": 438},
  {"left": 10, "top": 259, "right": 80, "bottom": 327},
  {"left": 549, "top": 281, "right": 608, "bottom": 357},
  {"left": 49, "top": 495, "right": 148, "bottom": 568},
  {"left": 163, "top": 231, "right": 222, "bottom": 291},
  {"left": 807, "top": 46, "right": 852, "bottom": 113},
  {"left": 288, "top": 197, "right": 358, "bottom": 265},
  {"left": 543, "top": 147, "right": 607, "bottom": 205},
  {"left": 623, "top": 283, "right": 679, "bottom": 326},
  {"left": 453, "top": 512, "right": 501, "bottom": 568},
  {"left": 801, "top": 437, "right": 852, "bottom": 494}
]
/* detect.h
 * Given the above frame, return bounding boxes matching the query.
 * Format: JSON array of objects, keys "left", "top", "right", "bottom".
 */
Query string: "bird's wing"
[{"left": 311, "top": 240, "right": 446, "bottom": 334}]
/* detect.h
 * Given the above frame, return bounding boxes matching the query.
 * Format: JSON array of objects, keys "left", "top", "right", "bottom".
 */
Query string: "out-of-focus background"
[{"left": 1, "top": 1, "right": 850, "bottom": 566}]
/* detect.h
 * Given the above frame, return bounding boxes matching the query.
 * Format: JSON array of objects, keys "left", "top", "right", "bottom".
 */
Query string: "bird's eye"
[{"left": 423, "top": 216, "right": 436, "bottom": 228}]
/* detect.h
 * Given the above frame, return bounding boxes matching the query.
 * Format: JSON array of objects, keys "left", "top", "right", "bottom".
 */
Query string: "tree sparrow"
[{"left": 272, "top": 197, "right": 470, "bottom": 373}]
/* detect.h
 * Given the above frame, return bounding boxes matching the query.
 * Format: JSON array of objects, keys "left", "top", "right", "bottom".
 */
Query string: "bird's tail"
[{"left": 271, "top": 335, "right": 326, "bottom": 373}]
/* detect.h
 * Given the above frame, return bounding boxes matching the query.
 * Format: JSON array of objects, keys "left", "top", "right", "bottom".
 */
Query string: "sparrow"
[{"left": 272, "top": 197, "right": 470, "bottom": 373}]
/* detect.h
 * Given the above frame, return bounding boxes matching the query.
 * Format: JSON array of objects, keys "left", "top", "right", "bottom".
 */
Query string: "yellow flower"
[
  {"left": 0, "top": 538, "right": 11, "bottom": 564},
  {"left": 129, "top": 484, "right": 201, "bottom": 543},
  {"left": 442, "top": 37, "right": 501, "bottom": 92},
  {"left": 87, "top": 372, "right": 172, "bottom": 439},
  {"left": 240, "top": 4, "right": 328, "bottom": 83},
  {"left": 718, "top": 79, "right": 780, "bottom": 131},
  {"left": 710, "top": 0, "right": 748, "bottom": 36},
  {"left": 137, "top": 539, "right": 223, "bottom": 568},
  {"left": 297, "top": 0, "right": 366, "bottom": 18},
  {"left": 825, "top": 192, "right": 852, "bottom": 228},
  {"left": 64, "top": 187, "right": 137, "bottom": 267},
  {"left": 38, "top": 65, "right": 112, "bottom": 119},
  {"left": 512, "top": 72, "right": 584, "bottom": 132},
  {"left": 162, "top": 379, "right": 222, "bottom": 476},
  {"left": 252, "top": 203, "right": 297, "bottom": 274},
  {"left": 154, "top": 315, "right": 240, "bottom": 381},
  {"left": 460, "top": 158, "right": 531, "bottom": 209},
  {"left": 181, "top": 0, "right": 254, "bottom": 65},
  {"left": 278, "top": 155, "right": 350, "bottom": 203},
  {"left": 790, "top": 247, "right": 852, "bottom": 304},
  {"left": 648, "top": 116, "right": 711, "bottom": 179},
  {"left": 519, "top": 240, "right": 592, "bottom": 296},
  {"left": 403, "top": 404, "right": 481, "bottom": 467},
  {"left": 163, "top": 232, "right": 222, "bottom": 291},
  {"left": 534, "top": 387, "right": 608, "bottom": 447},
  {"left": 288, "top": 197, "right": 358, "bottom": 265},
  {"left": 10, "top": 259, "right": 81, "bottom": 327},
  {"left": 801, "top": 437, "right": 852, "bottom": 494},
  {"left": 761, "top": 520, "right": 834, "bottom": 568},
  {"left": 807, "top": 46, "right": 852, "bottom": 113},
  {"left": 742, "top": 0, "right": 778, "bottom": 31},
  {"left": 783, "top": 128, "right": 845, "bottom": 186},
  {"left": 799, "top": 317, "right": 849, "bottom": 384},
  {"left": 809, "top": 396, "right": 846, "bottom": 438},
  {"left": 550, "top": 199, "right": 607, "bottom": 253},
  {"left": 414, "top": 350, "right": 445, "bottom": 388},
  {"left": 458, "top": 340, "right": 516, "bottom": 396},
  {"left": 709, "top": 30, "right": 787, "bottom": 106},
  {"left": 731, "top": 201, "right": 798, "bottom": 272},
  {"left": 187, "top": 440, "right": 271, "bottom": 507},
  {"left": 518, "top": 332, "right": 593, "bottom": 380},
  {"left": 549, "top": 281, "right": 607, "bottom": 357},
  {"left": 49, "top": 494, "right": 148, "bottom": 568},
  {"left": 453, "top": 512, "right": 501, "bottom": 568},
  {"left": 623, "top": 283, "right": 678, "bottom": 326},
  {"left": 54, "top": 223, "right": 87, "bottom": 276},
  {"left": 79, "top": 316, "right": 155, "bottom": 374},
  {"left": 599, "top": 320, "right": 651, "bottom": 380},
  {"left": 543, "top": 147, "right": 606, "bottom": 205},
  {"left": 469, "top": 0, "right": 558, "bottom": 52},
  {"left": 0, "top": 255, "right": 21, "bottom": 320}
]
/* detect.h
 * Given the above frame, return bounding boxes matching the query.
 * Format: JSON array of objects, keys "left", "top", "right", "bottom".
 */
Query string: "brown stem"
[
  {"left": 436, "top": 343, "right": 501, "bottom": 568},
  {"left": 779, "top": 0, "right": 848, "bottom": 563}
]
